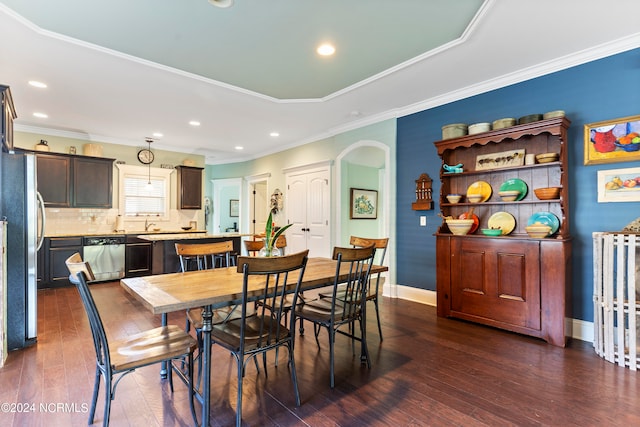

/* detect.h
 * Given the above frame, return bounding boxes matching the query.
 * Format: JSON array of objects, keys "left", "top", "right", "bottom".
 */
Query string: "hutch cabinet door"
[{"left": 450, "top": 237, "right": 541, "bottom": 331}]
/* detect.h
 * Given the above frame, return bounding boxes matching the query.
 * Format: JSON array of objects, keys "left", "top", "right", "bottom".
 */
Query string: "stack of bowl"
[
  {"left": 498, "top": 190, "right": 520, "bottom": 201},
  {"left": 492, "top": 118, "right": 516, "bottom": 130},
  {"left": 535, "top": 152, "right": 559, "bottom": 163},
  {"left": 525, "top": 222, "right": 552, "bottom": 238},
  {"left": 446, "top": 194, "right": 462, "bottom": 204},
  {"left": 441, "top": 123, "right": 468, "bottom": 139},
  {"left": 468, "top": 122, "right": 491, "bottom": 135},
  {"left": 446, "top": 218, "right": 475, "bottom": 235},
  {"left": 467, "top": 194, "right": 483, "bottom": 203}
]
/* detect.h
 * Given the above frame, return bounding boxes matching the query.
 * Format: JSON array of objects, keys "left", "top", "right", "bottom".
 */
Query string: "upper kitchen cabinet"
[
  {"left": 1, "top": 85, "right": 16, "bottom": 153},
  {"left": 37, "top": 152, "right": 115, "bottom": 208},
  {"left": 176, "top": 165, "right": 203, "bottom": 210}
]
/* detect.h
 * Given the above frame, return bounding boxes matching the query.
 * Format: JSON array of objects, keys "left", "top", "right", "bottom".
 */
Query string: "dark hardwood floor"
[{"left": 1, "top": 282, "right": 638, "bottom": 426}]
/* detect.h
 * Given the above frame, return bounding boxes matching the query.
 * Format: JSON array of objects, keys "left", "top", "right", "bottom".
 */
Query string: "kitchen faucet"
[{"left": 144, "top": 218, "right": 156, "bottom": 231}]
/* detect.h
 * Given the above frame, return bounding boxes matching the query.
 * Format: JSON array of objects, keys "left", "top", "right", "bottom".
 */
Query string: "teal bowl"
[{"left": 481, "top": 228, "right": 502, "bottom": 236}]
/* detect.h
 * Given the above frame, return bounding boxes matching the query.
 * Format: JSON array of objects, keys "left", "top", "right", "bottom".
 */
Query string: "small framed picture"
[
  {"left": 350, "top": 188, "right": 378, "bottom": 219},
  {"left": 229, "top": 199, "right": 239, "bottom": 217},
  {"left": 597, "top": 166, "right": 640, "bottom": 202}
]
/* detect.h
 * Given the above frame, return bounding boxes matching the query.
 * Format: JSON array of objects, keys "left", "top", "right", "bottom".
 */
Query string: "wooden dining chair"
[
  {"left": 292, "top": 245, "right": 376, "bottom": 388},
  {"left": 210, "top": 250, "right": 309, "bottom": 427},
  {"left": 65, "top": 253, "right": 198, "bottom": 427},
  {"left": 243, "top": 238, "right": 264, "bottom": 256},
  {"left": 275, "top": 235, "right": 287, "bottom": 255}
]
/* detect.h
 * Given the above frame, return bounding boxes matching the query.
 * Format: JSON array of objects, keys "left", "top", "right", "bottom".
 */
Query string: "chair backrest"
[
  {"left": 175, "top": 240, "right": 234, "bottom": 271},
  {"left": 275, "top": 235, "right": 287, "bottom": 254},
  {"left": 65, "top": 253, "right": 111, "bottom": 371},
  {"left": 306, "top": 245, "right": 375, "bottom": 322},
  {"left": 243, "top": 239, "right": 265, "bottom": 256},
  {"left": 350, "top": 236, "right": 388, "bottom": 266},
  {"left": 234, "top": 250, "right": 309, "bottom": 350}
]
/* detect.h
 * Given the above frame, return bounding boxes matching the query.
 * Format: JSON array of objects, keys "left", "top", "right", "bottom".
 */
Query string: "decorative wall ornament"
[{"left": 270, "top": 188, "right": 283, "bottom": 214}]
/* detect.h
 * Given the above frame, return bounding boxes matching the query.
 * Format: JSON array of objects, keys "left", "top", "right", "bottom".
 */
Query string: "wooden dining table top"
[{"left": 120, "top": 257, "right": 388, "bottom": 315}]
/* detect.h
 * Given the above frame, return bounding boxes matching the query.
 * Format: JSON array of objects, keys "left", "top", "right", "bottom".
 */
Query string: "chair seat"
[
  {"left": 211, "top": 315, "right": 290, "bottom": 352},
  {"left": 186, "top": 306, "right": 242, "bottom": 329},
  {"left": 109, "top": 325, "right": 197, "bottom": 372},
  {"left": 294, "top": 298, "right": 348, "bottom": 322},
  {"left": 256, "top": 294, "right": 298, "bottom": 313},
  {"left": 319, "top": 284, "right": 377, "bottom": 300}
]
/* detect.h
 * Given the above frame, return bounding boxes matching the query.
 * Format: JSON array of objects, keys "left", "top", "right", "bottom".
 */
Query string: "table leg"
[
  {"left": 160, "top": 313, "right": 168, "bottom": 378},
  {"left": 201, "top": 305, "right": 213, "bottom": 426}
]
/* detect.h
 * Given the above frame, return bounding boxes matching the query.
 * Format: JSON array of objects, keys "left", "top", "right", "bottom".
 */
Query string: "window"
[{"left": 117, "top": 164, "right": 174, "bottom": 220}]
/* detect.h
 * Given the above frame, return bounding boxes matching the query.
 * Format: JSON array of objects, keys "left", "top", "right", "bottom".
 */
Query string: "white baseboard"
[{"left": 383, "top": 283, "right": 594, "bottom": 344}]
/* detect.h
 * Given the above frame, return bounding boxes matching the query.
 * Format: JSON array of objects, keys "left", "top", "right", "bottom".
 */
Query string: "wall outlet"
[{"left": 420, "top": 216, "right": 427, "bottom": 226}]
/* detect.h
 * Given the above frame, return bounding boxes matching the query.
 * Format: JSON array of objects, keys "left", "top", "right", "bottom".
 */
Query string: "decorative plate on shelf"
[
  {"left": 466, "top": 181, "right": 492, "bottom": 202},
  {"left": 527, "top": 212, "right": 560, "bottom": 235},
  {"left": 499, "top": 178, "right": 528, "bottom": 201},
  {"left": 488, "top": 212, "right": 516, "bottom": 235},
  {"left": 458, "top": 212, "right": 479, "bottom": 233}
]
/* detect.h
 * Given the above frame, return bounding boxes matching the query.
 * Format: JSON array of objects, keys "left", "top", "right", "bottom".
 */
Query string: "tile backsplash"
[{"left": 44, "top": 208, "right": 200, "bottom": 236}]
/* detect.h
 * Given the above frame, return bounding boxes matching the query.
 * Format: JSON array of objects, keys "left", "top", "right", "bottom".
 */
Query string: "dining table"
[{"left": 120, "top": 256, "right": 387, "bottom": 426}]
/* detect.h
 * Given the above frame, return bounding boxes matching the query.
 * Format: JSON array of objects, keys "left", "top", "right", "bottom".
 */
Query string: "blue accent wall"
[{"left": 397, "top": 48, "right": 640, "bottom": 322}]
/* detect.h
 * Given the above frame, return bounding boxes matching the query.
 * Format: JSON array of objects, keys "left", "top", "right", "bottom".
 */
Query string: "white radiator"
[{"left": 593, "top": 232, "right": 640, "bottom": 370}]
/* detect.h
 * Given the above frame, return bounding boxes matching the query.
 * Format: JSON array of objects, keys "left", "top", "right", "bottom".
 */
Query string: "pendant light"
[
  {"left": 208, "top": 0, "right": 234, "bottom": 7},
  {"left": 145, "top": 138, "right": 153, "bottom": 190}
]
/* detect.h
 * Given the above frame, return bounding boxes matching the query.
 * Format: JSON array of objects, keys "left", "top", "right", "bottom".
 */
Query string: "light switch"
[{"left": 420, "top": 216, "right": 427, "bottom": 226}]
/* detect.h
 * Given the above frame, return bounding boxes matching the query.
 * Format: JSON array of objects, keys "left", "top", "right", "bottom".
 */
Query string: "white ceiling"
[{"left": 1, "top": 0, "right": 639, "bottom": 164}]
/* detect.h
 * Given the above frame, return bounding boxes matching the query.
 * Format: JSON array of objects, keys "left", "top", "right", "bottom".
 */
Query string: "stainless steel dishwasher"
[{"left": 82, "top": 236, "right": 126, "bottom": 282}]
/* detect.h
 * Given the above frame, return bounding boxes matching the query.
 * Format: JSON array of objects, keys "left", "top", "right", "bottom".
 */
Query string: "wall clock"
[{"left": 137, "top": 148, "right": 154, "bottom": 164}]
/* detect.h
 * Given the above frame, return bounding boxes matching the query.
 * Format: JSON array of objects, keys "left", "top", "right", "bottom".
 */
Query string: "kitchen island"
[{"left": 137, "top": 232, "right": 247, "bottom": 274}]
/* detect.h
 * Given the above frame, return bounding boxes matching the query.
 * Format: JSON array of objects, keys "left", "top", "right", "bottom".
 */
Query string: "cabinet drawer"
[{"left": 48, "top": 237, "right": 83, "bottom": 248}]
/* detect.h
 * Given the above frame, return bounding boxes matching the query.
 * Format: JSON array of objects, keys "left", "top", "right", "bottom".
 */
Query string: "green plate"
[{"left": 499, "top": 178, "right": 528, "bottom": 201}]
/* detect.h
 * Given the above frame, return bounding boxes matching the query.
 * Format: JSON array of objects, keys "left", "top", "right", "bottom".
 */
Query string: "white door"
[
  {"left": 286, "top": 168, "right": 330, "bottom": 258},
  {"left": 251, "top": 181, "right": 268, "bottom": 236}
]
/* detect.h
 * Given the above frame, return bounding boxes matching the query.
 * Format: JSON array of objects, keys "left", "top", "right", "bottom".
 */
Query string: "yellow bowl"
[
  {"left": 446, "top": 219, "right": 474, "bottom": 235},
  {"left": 446, "top": 194, "right": 462, "bottom": 204},
  {"left": 498, "top": 190, "right": 520, "bottom": 202},
  {"left": 534, "top": 187, "right": 561, "bottom": 200},
  {"left": 525, "top": 222, "right": 552, "bottom": 238},
  {"left": 467, "top": 194, "right": 483, "bottom": 203}
]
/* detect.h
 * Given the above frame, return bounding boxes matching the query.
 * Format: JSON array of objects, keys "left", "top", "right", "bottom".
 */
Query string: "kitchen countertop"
[
  {"left": 136, "top": 232, "right": 250, "bottom": 241},
  {"left": 45, "top": 230, "right": 210, "bottom": 238}
]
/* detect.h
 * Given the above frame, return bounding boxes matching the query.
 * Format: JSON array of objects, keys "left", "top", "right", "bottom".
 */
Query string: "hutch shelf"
[{"left": 434, "top": 117, "right": 572, "bottom": 347}]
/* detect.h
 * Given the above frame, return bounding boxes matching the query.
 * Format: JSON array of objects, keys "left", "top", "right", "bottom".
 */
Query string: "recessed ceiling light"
[
  {"left": 317, "top": 43, "right": 336, "bottom": 56},
  {"left": 33, "top": 112, "right": 48, "bottom": 118},
  {"left": 28, "top": 80, "right": 47, "bottom": 88},
  {"left": 189, "top": 120, "right": 200, "bottom": 126},
  {"left": 152, "top": 132, "right": 163, "bottom": 138},
  {"left": 270, "top": 132, "right": 280, "bottom": 137},
  {"left": 235, "top": 146, "right": 244, "bottom": 150}
]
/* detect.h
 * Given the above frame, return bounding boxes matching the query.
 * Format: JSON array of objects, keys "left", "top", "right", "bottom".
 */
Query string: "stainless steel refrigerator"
[{"left": 1, "top": 151, "right": 45, "bottom": 349}]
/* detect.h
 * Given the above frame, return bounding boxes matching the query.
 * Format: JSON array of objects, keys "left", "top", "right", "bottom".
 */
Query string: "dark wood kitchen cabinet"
[
  {"left": 176, "top": 165, "right": 203, "bottom": 209},
  {"left": 37, "top": 152, "right": 114, "bottom": 208},
  {"left": 125, "top": 235, "right": 153, "bottom": 277},
  {"left": 1, "top": 85, "right": 16, "bottom": 153},
  {"left": 40, "top": 237, "right": 83, "bottom": 288},
  {"left": 434, "top": 117, "right": 572, "bottom": 347}
]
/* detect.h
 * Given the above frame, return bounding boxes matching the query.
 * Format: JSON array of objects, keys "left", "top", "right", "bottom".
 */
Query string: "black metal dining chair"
[
  {"left": 210, "top": 250, "right": 309, "bottom": 427},
  {"left": 292, "top": 244, "right": 376, "bottom": 388},
  {"left": 65, "top": 253, "right": 198, "bottom": 427},
  {"left": 318, "top": 236, "right": 389, "bottom": 340}
]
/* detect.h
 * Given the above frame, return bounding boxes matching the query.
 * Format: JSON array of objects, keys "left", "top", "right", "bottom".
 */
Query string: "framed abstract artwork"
[{"left": 584, "top": 115, "right": 640, "bottom": 165}]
